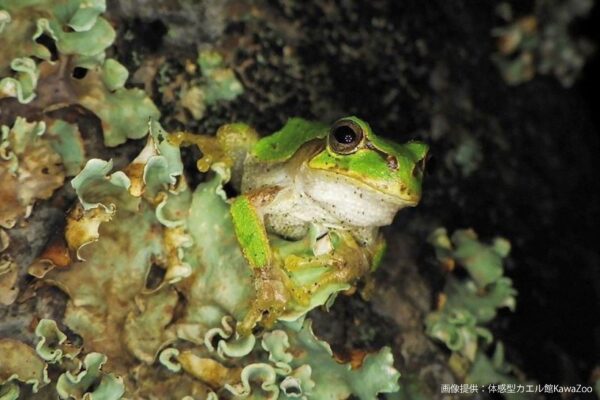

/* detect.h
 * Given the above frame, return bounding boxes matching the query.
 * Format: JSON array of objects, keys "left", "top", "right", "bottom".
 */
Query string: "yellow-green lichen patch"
[
  {"left": 123, "top": 287, "right": 179, "bottom": 364},
  {"left": 221, "top": 319, "right": 400, "bottom": 399},
  {"left": 0, "top": 57, "right": 38, "bottom": 103},
  {"left": 426, "top": 228, "right": 515, "bottom": 360},
  {"left": 465, "top": 342, "right": 536, "bottom": 400},
  {"left": 44, "top": 200, "right": 167, "bottom": 371},
  {"left": 204, "top": 316, "right": 256, "bottom": 359},
  {"left": 429, "top": 228, "right": 512, "bottom": 292},
  {"left": 284, "top": 320, "right": 400, "bottom": 399},
  {"left": 196, "top": 50, "right": 244, "bottom": 106},
  {"left": 127, "top": 363, "right": 215, "bottom": 399},
  {"left": 0, "top": 115, "right": 85, "bottom": 243},
  {"left": 173, "top": 167, "right": 254, "bottom": 340},
  {"left": 46, "top": 120, "right": 85, "bottom": 177}
]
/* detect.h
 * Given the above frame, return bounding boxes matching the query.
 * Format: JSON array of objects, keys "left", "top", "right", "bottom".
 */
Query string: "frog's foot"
[
  {"left": 238, "top": 267, "right": 290, "bottom": 335},
  {"left": 288, "top": 251, "right": 370, "bottom": 301}
]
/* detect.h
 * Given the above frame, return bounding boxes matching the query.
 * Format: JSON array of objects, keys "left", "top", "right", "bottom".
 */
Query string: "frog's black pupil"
[{"left": 333, "top": 126, "right": 357, "bottom": 144}]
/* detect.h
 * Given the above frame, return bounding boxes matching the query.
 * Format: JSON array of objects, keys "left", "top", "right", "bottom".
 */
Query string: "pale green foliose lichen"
[
  {"left": 56, "top": 353, "right": 124, "bottom": 400},
  {"left": 1, "top": 319, "right": 126, "bottom": 399},
  {"left": 0, "top": 116, "right": 84, "bottom": 241},
  {"left": 0, "top": 258, "right": 18, "bottom": 305},
  {"left": 0, "top": 0, "right": 113, "bottom": 100},
  {"left": 162, "top": 318, "right": 399, "bottom": 399},
  {"left": 197, "top": 50, "right": 244, "bottom": 105},
  {"left": 0, "top": 0, "right": 160, "bottom": 146},
  {"left": 35, "top": 319, "right": 80, "bottom": 364},
  {"left": 162, "top": 49, "right": 244, "bottom": 122},
  {"left": 426, "top": 228, "right": 533, "bottom": 399}
]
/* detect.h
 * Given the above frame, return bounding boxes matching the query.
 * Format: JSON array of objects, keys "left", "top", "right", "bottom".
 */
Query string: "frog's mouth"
[
  {"left": 302, "top": 142, "right": 423, "bottom": 206},
  {"left": 308, "top": 163, "right": 421, "bottom": 206},
  {"left": 363, "top": 180, "right": 421, "bottom": 207},
  {"left": 300, "top": 163, "right": 421, "bottom": 208}
]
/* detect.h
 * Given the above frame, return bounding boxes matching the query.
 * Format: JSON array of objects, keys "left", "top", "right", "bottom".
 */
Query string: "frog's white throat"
[{"left": 295, "top": 163, "right": 411, "bottom": 229}]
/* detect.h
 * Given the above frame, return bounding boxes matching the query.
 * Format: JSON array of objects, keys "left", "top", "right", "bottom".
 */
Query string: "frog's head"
[{"left": 308, "top": 116, "right": 428, "bottom": 206}]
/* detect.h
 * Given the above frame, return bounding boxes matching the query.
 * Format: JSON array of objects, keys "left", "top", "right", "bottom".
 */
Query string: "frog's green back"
[{"left": 252, "top": 118, "right": 328, "bottom": 162}]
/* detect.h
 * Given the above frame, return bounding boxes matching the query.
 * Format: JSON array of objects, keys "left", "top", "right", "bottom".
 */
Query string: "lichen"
[
  {"left": 0, "top": 258, "right": 18, "bottom": 305},
  {"left": 157, "top": 49, "right": 244, "bottom": 124},
  {"left": 492, "top": 0, "right": 594, "bottom": 87},
  {"left": 35, "top": 319, "right": 80, "bottom": 364},
  {"left": 0, "top": 117, "right": 63, "bottom": 230},
  {"left": 161, "top": 318, "right": 399, "bottom": 399},
  {"left": 426, "top": 228, "right": 532, "bottom": 399},
  {"left": 56, "top": 352, "right": 124, "bottom": 400},
  {"left": 0, "top": 0, "right": 160, "bottom": 146},
  {"left": 0, "top": 0, "right": 113, "bottom": 101},
  {"left": 0, "top": 338, "right": 49, "bottom": 396},
  {"left": 0, "top": 116, "right": 86, "bottom": 301},
  {"left": 1, "top": 318, "right": 129, "bottom": 399}
]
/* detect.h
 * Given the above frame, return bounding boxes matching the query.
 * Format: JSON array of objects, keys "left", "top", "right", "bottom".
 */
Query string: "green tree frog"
[{"left": 217, "top": 116, "right": 428, "bottom": 331}]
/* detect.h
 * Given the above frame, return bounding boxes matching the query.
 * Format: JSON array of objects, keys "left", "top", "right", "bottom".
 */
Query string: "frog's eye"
[{"left": 328, "top": 119, "right": 363, "bottom": 154}]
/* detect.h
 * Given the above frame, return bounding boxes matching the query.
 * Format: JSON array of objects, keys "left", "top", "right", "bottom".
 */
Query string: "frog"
[
  {"left": 170, "top": 116, "right": 427, "bottom": 333},
  {"left": 217, "top": 116, "right": 428, "bottom": 329}
]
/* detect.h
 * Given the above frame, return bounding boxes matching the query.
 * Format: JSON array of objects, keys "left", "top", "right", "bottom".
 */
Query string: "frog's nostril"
[{"left": 386, "top": 155, "right": 398, "bottom": 170}]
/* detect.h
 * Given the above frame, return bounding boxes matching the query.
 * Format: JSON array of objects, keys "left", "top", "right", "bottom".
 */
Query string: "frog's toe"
[{"left": 239, "top": 268, "right": 290, "bottom": 334}]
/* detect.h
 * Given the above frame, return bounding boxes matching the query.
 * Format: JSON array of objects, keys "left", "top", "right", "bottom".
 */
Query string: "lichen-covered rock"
[
  {"left": 0, "top": 0, "right": 160, "bottom": 146},
  {"left": 0, "top": 0, "right": 114, "bottom": 101}
]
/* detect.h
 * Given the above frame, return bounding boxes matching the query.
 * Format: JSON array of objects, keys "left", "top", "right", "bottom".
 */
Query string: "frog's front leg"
[
  {"left": 230, "top": 189, "right": 291, "bottom": 334},
  {"left": 230, "top": 193, "right": 273, "bottom": 269}
]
